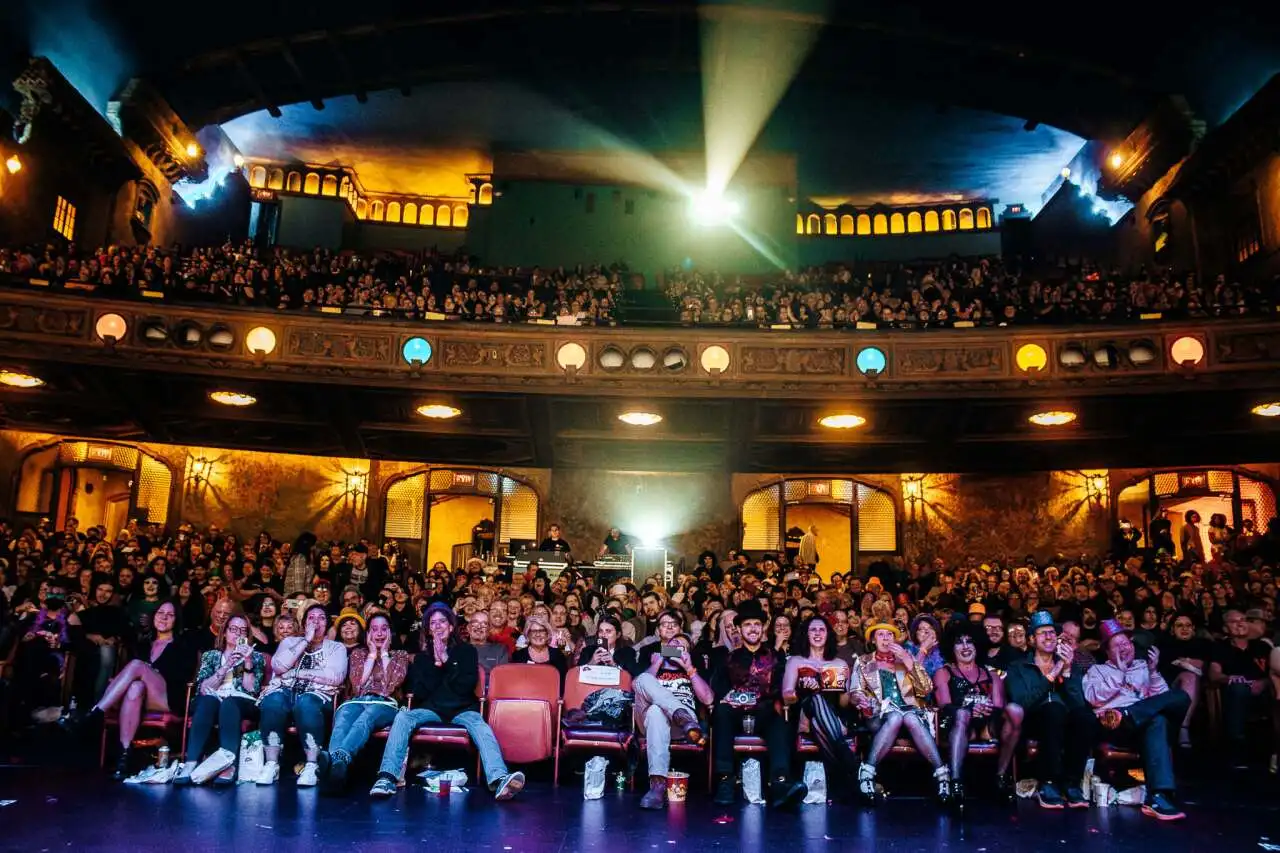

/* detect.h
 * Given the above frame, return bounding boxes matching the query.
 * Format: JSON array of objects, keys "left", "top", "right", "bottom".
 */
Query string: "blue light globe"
[
  {"left": 856, "top": 346, "right": 886, "bottom": 375},
  {"left": 402, "top": 336, "right": 432, "bottom": 365}
]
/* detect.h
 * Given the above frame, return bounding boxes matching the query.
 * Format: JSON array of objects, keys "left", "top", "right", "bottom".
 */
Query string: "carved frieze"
[
  {"left": 285, "top": 329, "right": 392, "bottom": 362},
  {"left": 740, "top": 346, "right": 845, "bottom": 375},
  {"left": 0, "top": 302, "right": 87, "bottom": 337},
  {"left": 441, "top": 341, "right": 547, "bottom": 369},
  {"left": 1214, "top": 330, "right": 1280, "bottom": 363},
  {"left": 897, "top": 346, "right": 1004, "bottom": 376}
]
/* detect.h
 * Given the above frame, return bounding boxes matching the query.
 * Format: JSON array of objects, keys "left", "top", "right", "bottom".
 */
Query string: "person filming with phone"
[{"left": 575, "top": 614, "right": 637, "bottom": 672}]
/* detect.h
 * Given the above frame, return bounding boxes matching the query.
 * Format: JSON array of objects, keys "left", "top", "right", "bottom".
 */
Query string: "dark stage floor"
[{"left": 3, "top": 765, "right": 1278, "bottom": 853}]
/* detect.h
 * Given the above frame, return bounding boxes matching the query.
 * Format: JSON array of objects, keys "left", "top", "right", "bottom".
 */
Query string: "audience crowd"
[
  {"left": 665, "top": 258, "right": 1280, "bottom": 328},
  {"left": 2, "top": 512, "right": 1279, "bottom": 821}
]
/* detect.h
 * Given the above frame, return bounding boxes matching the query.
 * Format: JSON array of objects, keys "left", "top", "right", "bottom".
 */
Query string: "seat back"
[
  {"left": 562, "top": 665, "right": 632, "bottom": 713},
  {"left": 486, "top": 663, "right": 561, "bottom": 763}
]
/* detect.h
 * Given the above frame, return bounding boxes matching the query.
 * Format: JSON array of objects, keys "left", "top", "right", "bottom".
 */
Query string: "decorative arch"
[
  {"left": 976, "top": 207, "right": 992, "bottom": 229},
  {"left": 856, "top": 213, "right": 871, "bottom": 235},
  {"left": 267, "top": 168, "right": 284, "bottom": 190},
  {"left": 839, "top": 214, "right": 854, "bottom": 235},
  {"left": 453, "top": 205, "right": 469, "bottom": 227},
  {"left": 924, "top": 210, "right": 940, "bottom": 232},
  {"left": 889, "top": 213, "right": 905, "bottom": 234},
  {"left": 13, "top": 439, "right": 177, "bottom": 531},
  {"left": 824, "top": 213, "right": 837, "bottom": 235},
  {"left": 286, "top": 172, "right": 302, "bottom": 193},
  {"left": 872, "top": 213, "right": 888, "bottom": 235},
  {"left": 355, "top": 198, "right": 368, "bottom": 219},
  {"left": 941, "top": 209, "right": 957, "bottom": 231},
  {"left": 958, "top": 208, "right": 975, "bottom": 230},
  {"left": 906, "top": 211, "right": 922, "bottom": 233},
  {"left": 806, "top": 213, "right": 820, "bottom": 235},
  {"left": 403, "top": 202, "right": 418, "bottom": 225},
  {"left": 478, "top": 183, "right": 494, "bottom": 205},
  {"left": 303, "top": 173, "right": 320, "bottom": 195},
  {"left": 320, "top": 175, "right": 338, "bottom": 196},
  {"left": 249, "top": 166, "right": 267, "bottom": 188},
  {"left": 386, "top": 201, "right": 402, "bottom": 224},
  {"left": 339, "top": 176, "right": 352, "bottom": 199},
  {"left": 419, "top": 204, "right": 434, "bottom": 226},
  {"left": 796, "top": 214, "right": 805, "bottom": 235},
  {"left": 370, "top": 200, "right": 384, "bottom": 221},
  {"left": 437, "top": 204, "right": 452, "bottom": 227}
]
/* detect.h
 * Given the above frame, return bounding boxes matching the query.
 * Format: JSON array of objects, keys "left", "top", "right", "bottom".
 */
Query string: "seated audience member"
[
  {"left": 906, "top": 614, "right": 945, "bottom": 678},
  {"left": 370, "top": 603, "right": 525, "bottom": 801},
  {"left": 334, "top": 608, "right": 365, "bottom": 653},
  {"left": 709, "top": 600, "right": 807, "bottom": 808},
  {"left": 177, "top": 609, "right": 268, "bottom": 785},
  {"left": 1157, "top": 611, "right": 1209, "bottom": 747},
  {"left": 634, "top": 631, "right": 711, "bottom": 809},
  {"left": 1004, "top": 611, "right": 1091, "bottom": 809},
  {"left": 933, "top": 621, "right": 1021, "bottom": 806},
  {"left": 318, "top": 613, "right": 410, "bottom": 794},
  {"left": 831, "top": 608, "right": 864, "bottom": 665},
  {"left": 850, "top": 620, "right": 949, "bottom": 803},
  {"left": 576, "top": 614, "right": 638, "bottom": 672},
  {"left": 510, "top": 614, "right": 569, "bottom": 681},
  {"left": 487, "top": 600, "right": 520, "bottom": 655},
  {"left": 78, "top": 600, "right": 195, "bottom": 779},
  {"left": 465, "top": 610, "right": 510, "bottom": 686},
  {"left": 1082, "top": 618, "right": 1189, "bottom": 820},
  {"left": 1210, "top": 608, "right": 1274, "bottom": 768},
  {"left": 66, "top": 578, "right": 131, "bottom": 717},
  {"left": 12, "top": 580, "right": 72, "bottom": 724},
  {"left": 782, "top": 615, "right": 860, "bottom": 793},
  {"left": 255, "top": 602, "right": 348, "bottom": 787}
]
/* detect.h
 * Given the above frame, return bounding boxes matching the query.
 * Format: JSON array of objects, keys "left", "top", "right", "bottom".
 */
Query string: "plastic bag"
[
  {"left": 124, "top": 762, "right": 179, "bottom": 785},
  {"left": 418, "top": 768, "right": 469, "bottom": 793},
  {"left": 1114, "top": 784, "right": 1146, "bottom": 806},
  {"left": 237, "top": 731, "right": 263, "bottom": 783},
  {"left": 742, "top": 759, "right": 765, "bottom": 805},
  {"left": 580, "top": 688, "right": 634, "bottom": 727},
  {"left": 802, "top": 761, "right": 827, "bottom": 804},
  {"left": 583, "top": 756, "right": 608, "bottom": 800}
]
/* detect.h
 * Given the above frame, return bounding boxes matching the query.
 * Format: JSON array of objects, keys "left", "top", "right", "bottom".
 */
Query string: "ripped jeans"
[{"left": 258, "top": 690, "right": 331, "bottom": 753}]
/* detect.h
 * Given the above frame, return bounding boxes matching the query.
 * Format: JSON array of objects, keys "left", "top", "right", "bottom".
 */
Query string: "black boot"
[
  {"left": 113, "top": 747, "right": 132, "bottom": 781},
  {"left": 713, "top": 774, "right": 736, "bottom": 806},
  {"left": 322, "top": 751, "right": 350, "bottom": 796},
  {"left": 769, "top": 777, "right": 808, "bottom": 809},
  {"left": 995, "top": 772, "right": 1016, "bottom": 803},
  {"left": 950, "top": 779, "right": 966, "bottom": 812}
]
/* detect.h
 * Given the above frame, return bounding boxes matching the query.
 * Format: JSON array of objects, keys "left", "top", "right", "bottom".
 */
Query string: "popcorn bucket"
[{"left": 666, "top": 771, "right": 690, "bottom": 803}]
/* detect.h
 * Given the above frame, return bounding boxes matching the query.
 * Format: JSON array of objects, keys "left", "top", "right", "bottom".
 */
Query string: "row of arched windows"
[
  {"left": 247, "top": 164, "right": 475, "bottom": 229},
  {"left": 798, "top": 206, "right": 994, "bottom": 237},
  {"left": 356, "top": 199, "right": 469, "bottom": 228}
]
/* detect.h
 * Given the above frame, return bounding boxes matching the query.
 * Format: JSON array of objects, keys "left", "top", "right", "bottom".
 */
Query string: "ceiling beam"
[
  {"left": 325, "top": 33, "right": 367, "bottom": 104},
  {"left": 232, "top": 52, "right": 282, "bottom": 118},
  {"left": 278, "top": 42, "right": 324, "bottom": 111}
]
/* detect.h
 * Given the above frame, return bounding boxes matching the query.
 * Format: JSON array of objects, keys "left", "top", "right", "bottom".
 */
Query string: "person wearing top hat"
[
  {"left": 933, "top": 620, "right": 1021, "bottom": 808},
  {"left": 1003, "top": 610, "right": 1092, "bottom": 810},
  {"left": 850, "top": 620, "right": 949, "bottom": 804},
  {"left": 708, "top": 598, "right": 808, "bottom": 809},
  {"left": 1082, "top": 618, "right": 1189, "bottom": 820}
]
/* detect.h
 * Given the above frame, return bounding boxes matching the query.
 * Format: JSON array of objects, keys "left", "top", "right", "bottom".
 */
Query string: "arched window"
[
  {"left": 478, "top": 183, "right": 494, "bottom": 205},
  {"left": 321, "top": 175, "right": 338, "bottom": 197},
  {"left": 370, "top": 201, "right": 384, "bottom": 222},
  {"left": 453, "top": 205, "right": 469, "bottom": 227},
  {"left": 286, "top": 172, "right": 302, "bottom": 193},
  {"left": 941, "top": 209, "right": 957, "bottom": 231},
  {"left": 437, "top": 204, "right": 451, "bottom": 227},
  {"left": 403, "top": 202, "right": 418, "bottom": 225},
  {"left": 386, "top": 202, "right": 401, "bottom": 224},
  {"left": 267, "top": 169, "right": 284, "bottom": 190},
  {"left": 839, "top": 214, "right": 854, "bottom": 235},
  {"left": 303, "top": 173, "right": 320, "bottom": 194},
  {"left": 907, "top": 211, "right": 922, "bottom": 233},
  {"left": 133, "top": 180, "right": 159, "bottom": 232},
  {"left": 249, "top": 166, "right": 267, "bottom": 187},
  {"left": 339, "top": 176, "right": 352, "bottom": 199},
  {"left": 958, "top": 208, "right": 974, "bottom": 230},
  {"left": 468, "top": 184, "right": 478, "bottom": 204},
  {"left": 872, "top": 213, "right": 888, "bottom": 235},
  {"left": 420, "top": 204, "right": 434, "bottom": 226},
  {"left": 806, "top": 214, "right": 820, "bottom": 235},
  {"left": 355, "top": 198, "right": 368, "bottom": 219},
  {"left": 796, "top": 214, "right": 805, "bottom": 235},
  {"left": 976, "top": 207, "right": 992, "bottom": 229},
  {"left": 924, "top": 210, "right": 940, "bottom": 232},
  {"left": 856, "top": 214, "right": 871, "bottom": 235},
  {"left": 889, "top": 213, "right": 905, "bottom": 234},
  {"left": 824, "top": 213, "right": 837, "bottom": 235}
]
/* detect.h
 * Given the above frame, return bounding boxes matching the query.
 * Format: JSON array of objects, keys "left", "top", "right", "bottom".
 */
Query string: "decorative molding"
[
  {"left": 740, "top": 346, "right": 845, "bottom": 375},
  {"left": 441, "top": 341, "right": 547, "bottom": 370},
  {"left": 897, "top": 345, "right": 1005, "bottom": 376},
  {"left": 109, "top": 79, "right": 208, "bottom": 184},
  {"left": 0, "top": 301, "right": 88, "bottom": 337},
  {"left": 285, "top": 328, "right": 393, "bottom": 363},
  {"left": 1214, "top": 330, "right": 1280, "bottom": 364}
]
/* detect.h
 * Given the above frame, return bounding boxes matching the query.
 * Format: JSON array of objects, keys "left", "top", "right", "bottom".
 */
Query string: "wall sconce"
[
  {"left": 901, "top": 475, "right": 925, "bottom": 522},
  {"left": 186, "top": 456, "right": 214, "bottom": 488},
  {"left": 344, "top": 470, "right": 369, "bottom": 502},
  {"left": 1084, "top": 472, "right": 1108, "bottom": 506}
]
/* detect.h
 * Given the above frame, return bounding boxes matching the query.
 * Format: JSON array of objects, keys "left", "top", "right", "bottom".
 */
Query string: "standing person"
[
  {"left": 255, "top": 602, "right": 348, "bottom": 787},
  {"left": 1003, "top": 611, "right": 1091, "bottom": 809},
  {"left": 282, "top": 532, "right": 317, "bottom": 599},
  {"left": 369, "top": 603, "right": 525, "bottom": 801},
  {"left": 708, "top": 600, "right": 807, "bottom": 808},
  {"left": 633, "top": 632, "right": 712, "bottom": 809},
  {"left": 1082, "top": 619, "right": 1189, "bottom": 820}
]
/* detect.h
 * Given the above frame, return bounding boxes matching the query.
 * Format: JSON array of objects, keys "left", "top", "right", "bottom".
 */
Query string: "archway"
[
  {"left": 383, "top": 468, "right": 539, "bottom": 572},
  {"left": 13, "top": 440, "right": 174, "bottom": 534},
  {"left": 740, "top": 478, "right": 897, "bottom": 579},
  {"left": 1114, "top": 468, "right": 1276, "bottom": 560}
]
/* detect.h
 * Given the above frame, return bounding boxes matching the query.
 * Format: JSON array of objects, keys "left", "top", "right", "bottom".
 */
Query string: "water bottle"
[{"left": 614, "top": 771, "right": 626, "bottom": 791}]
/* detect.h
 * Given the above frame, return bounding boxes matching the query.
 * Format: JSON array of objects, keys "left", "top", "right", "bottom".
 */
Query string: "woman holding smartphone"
[
  {"left": 575, "top": 615, "right": 637, "bottom": 672},
  {"left": 176, "top": 609, "right": 268, "bottom": 785}
]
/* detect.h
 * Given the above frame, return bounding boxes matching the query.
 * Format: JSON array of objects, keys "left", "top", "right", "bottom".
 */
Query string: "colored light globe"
[{"left": 403, "top": 336, "right": 432, "bottom": 365}]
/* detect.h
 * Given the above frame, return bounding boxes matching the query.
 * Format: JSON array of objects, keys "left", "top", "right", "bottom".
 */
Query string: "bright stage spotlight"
[{"left": 689, "top": 190, "right": 741, "bottom": 226}]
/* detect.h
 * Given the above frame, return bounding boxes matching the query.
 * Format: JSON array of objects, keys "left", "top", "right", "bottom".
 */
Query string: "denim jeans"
[
  {"left": 377, "top": 708, "right": 508, "bottom": 786},
  {"left": 1022, "top": 700, "right": 1093, "bottom": 787},
  {"left": 328, "top": 700, "right": 399, "bottom": 760},
  {"left": 1220, "top": 682, "right": 1272, "bottom": 743},
  {"left": 258, "top": 690, "right": 330, "bottom": 751},
  {"left": 186, "top": 694, "right": 258, "bottom": 762},
  {"left": 1085, "top": 689, "right": 1189, "bottom": 792}
]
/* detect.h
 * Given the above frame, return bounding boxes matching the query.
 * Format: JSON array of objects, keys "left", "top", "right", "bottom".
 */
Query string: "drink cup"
[{"left": 666, "top": 771, "right": 689, "bottom": 803}]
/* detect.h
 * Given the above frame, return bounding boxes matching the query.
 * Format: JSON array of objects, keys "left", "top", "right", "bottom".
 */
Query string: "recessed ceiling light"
[
  {"left": 819, "top": 414, "right": 867, "bottom": 430},
  {"left": 1252, "top": 402, "right": 1280, "bottom": 418},
  {"left": 417, "top": 404, "right": 461, "bottom": 419},
  {"left": 1029, "top": 410, "right": 1077, "bottom": 426},
  {"left": 209, "top": 390, "right": 256, "bottom": 407},
  {"left": 618, "top": 411, "right": 663, "bottom": 426},
  {"left": 0, "top": 370, "right": 44, "bottom": 388}
]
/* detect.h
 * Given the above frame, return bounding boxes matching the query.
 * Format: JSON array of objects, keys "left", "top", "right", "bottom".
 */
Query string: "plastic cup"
[
  {"left": 666, "top": 771, "right": 689, "bottom": 803},
  {"left": 438, "top": 777, "right": 451, "bottom": 797}
]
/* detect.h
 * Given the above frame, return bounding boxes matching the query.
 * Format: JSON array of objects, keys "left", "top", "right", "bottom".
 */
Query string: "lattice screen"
[
  {"left": 1153, "top": 473, "right": 1179, "bottom": 496},
  {"left": 476, "top": 472, "right": 500, "bottom": 496},
  {"left": 428, "top": 469, "right": 457, "bottom": 492},
  {"left": 499, "top": 478, "right": 538, "bottom": 544},
  {"left": 783, "top": 480, "right": 808, "bottom": 503},
  {"left": 135, "top": 454, "right": 171, "bottom": 524},
  {"left": 742, "top": 485, "right": 781, "bottom": 551},
  {"left": 857, "top": 484, "right": 897, "bottom": 552},
  {"left": 1239, "top": 475, "right": 1276, "bottom": 529},
  {"left": 57, "top": 441, "right": 138, "bottom": 470},
  {"left": 831, "top": 479, "right": 854, "bottom": 504},
  {"left": 1208, "top": 470, "right": 1234, "bottom": 493},
  {"left": 384, "top": 473, "right": 426, "bottom": 540}
]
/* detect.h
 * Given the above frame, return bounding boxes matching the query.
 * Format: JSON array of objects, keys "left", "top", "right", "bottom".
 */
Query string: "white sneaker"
[
  {"left": 191, "top": 749, "right": 237, "bottom": 785},
  {"left": 297, "top": 762, "right": 319, "bottom": 787},
  {"left": 256, "top": 760, "right": 280, "bottom": 786},
  {"left": 173, "top": 761, "right": 198, "bottom": 785}
]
